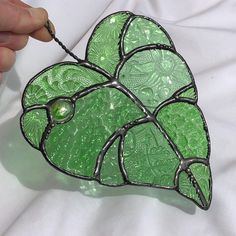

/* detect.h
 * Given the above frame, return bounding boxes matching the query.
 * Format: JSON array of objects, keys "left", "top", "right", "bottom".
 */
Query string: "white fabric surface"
[{"left": 0, "top": 0, "right": 236, "bottom": 235}]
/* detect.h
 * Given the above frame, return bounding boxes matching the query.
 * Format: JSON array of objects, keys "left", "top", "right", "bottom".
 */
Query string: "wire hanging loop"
[{"left": 44, "top": 20, "right": 83, "bottom": 63}]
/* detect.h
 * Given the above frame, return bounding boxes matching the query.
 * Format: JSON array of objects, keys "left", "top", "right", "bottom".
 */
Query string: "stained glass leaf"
[
  {"left": 23, "top": 63, "right": 108, "bottom": 108},
  {"left": 20, "top": 11, "right": 211, "bottom": 210},
  {"left": 119, "top": 47, "right": 196, "bottom": 111},
  {"left": 20, "top": 108, "right": 49, "bottom": 149}
]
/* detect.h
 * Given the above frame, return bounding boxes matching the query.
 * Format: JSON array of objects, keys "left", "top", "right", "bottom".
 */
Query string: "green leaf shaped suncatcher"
[{"left": 20, "top": 11, "right": 212, "bottom": 210}]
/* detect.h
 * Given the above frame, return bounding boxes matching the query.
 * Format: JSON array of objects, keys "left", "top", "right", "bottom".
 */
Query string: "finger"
[
  {"left": 30, "top": 20, "right": 55, "bottom": 42},
  {"left": 0, "top": 47, "right": 16, "bottom": 72},
  {"left": 0, "top": 2, "right": 48, "bottom": 34},
  {"left": 7, "top": 0, "right": 55, "bottom": 41},
  {"left": 8, "top": 0, "right": 55, "bottom": 42},
  {"left": 0, "top": 32, "right": 29, "bottom": 51},
  {"left": 30, "top": 27, "right": 52, "bottom": 42}
]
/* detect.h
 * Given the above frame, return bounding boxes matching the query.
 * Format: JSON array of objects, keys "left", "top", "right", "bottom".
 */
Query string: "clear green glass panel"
[
  {"left": 178, "top": 87, "right": 197, "bottom": 100},
  {"left": 23, "top": 64, "right": 107, "bottom": 108},
  {"left": 44, "top": 88, "right": 144, "bottom": 177},
  {"left": 157, "top": 102, "right": 208, "bottom": 158},
  {"left": 178, "top": 171, "right": 201, "bottom": 205},
  {"left": 100, "top": 138, "right": 124, "bottom": 186},
  {"left": 124, "top": 16, "right": 172, "bottom": 54},
  {"left": 123, "top": 122, "right": 179, "bottom": 187},
  {"left": 87, "top": 12, "right": 131, "bottom": 75},
  {"left": 119, "top": 49, "right": 193, "bottom": 111},
  {"left": 21, "top": 108, "right": 48, "bottom": 148},
  {"left": 190, "top": 163, "right": 211, "bottom": 204}
]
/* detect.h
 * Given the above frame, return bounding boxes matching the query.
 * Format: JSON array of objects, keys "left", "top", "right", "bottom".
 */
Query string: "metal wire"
[{"left": 45, "top": 21, "right": 82, "bottom": 63}]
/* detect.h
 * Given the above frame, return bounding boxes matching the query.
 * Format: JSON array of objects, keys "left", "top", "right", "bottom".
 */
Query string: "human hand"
[{"left": 0, "top": 0, "right": 54, "bottom": 74}]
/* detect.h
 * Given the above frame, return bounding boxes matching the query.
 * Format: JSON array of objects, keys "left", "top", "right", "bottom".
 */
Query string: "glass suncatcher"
[{"left": 20, "top": 11, "right": 212, "bottom": 210}]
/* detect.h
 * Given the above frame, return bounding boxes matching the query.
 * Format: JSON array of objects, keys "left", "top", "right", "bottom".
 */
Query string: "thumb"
[{"left": 0, "top": 1, "right": 48, "bottom": 34}]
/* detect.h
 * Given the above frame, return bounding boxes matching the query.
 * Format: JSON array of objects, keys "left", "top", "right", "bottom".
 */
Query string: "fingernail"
[{"left": 0, "top": 33, "right": 10, "bottom": 44}]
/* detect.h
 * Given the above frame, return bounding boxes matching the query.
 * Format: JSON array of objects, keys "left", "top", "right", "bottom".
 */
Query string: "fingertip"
[
  {"left": 14, "top": 35, "right": 29, "bottom": 50},
  {"left": 0, "top": 47, "right": 16, "bottom": 72},
  {"left": 30, "top": 28, "right": 52, "bottom": 42},
  {"left": 30, "top": 20, "right": 55, "bottom": 42}
]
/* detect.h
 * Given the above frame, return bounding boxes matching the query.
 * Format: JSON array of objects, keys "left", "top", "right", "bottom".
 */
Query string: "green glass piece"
[
  {"left": 123, "top": 122, "right": 180, "bottom": 187},
  {"left": 50, "top": 99, "right": 74, "bottom": 123},
  {"left": 21, "top": 108, "right": 48, "bottom": 148},
  {"left": 157, "top": 102, "right": 208, "bottom": 158},
  {"left": 119, "top": 49, "right": 193, "bottom": 111},
  {"left": 178, "top": 163, "right": 211, "bottom": 209},
  {"left": 87, "top": 12, "right": 131, "bottom": 75},
  {"left": 124, "top": 16, "right": 172, "bottom": 54},
  {"left": 100, "top": 138, "right": 124, "bottom": 186},
  {"left": 23, "top": 63, "right": 107, "bottom": 108},
  {"left": 178, "top": 171, "right": 201, "bottom": 205},
  {"left": 178, "top": 87, "right": 197, "bottom": 101},
  {"left": 44, "top": 88, "right": 144, "bottom": 177},
  {"left": 190, "top": 163, "right": 211, "bottom": 204}
]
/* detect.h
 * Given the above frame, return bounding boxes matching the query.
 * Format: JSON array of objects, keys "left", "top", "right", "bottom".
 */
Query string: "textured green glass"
[
  {"left": 124, "top": 16, "right": 172, "bottom": 53},
  {"left": 21, "top": 108, "right": 48, "bottom": 148},
  {"left": 21, "top": 11, "right": 211, "bottom": 210},
  {"left": 44, "top": 88, "right": 144, "bottom": 177},
  {"left": 178, "top": 87, "right": 197, "bottom": 101},
  {"left": 100, "top": 138, "right": 124, "bottom": 185},
  {"left": 119, "top": 49, "right": 193, "bottom": 111},
  {"left": 190, "top": 163, "right": 211, "bottom": 203},
  {"left": 23, "top": 64, "right": 107, "bottom": 108},
  {"left": 87, "top": 12, "right": 131, "bottom": 75},
  {"left": 123, "top": 122, "right": 179, "bottom": 187},
  {"left": 178, "top": 171, "right": 201, "bottom": 205},
  {"left": 157, "top": 102, "right": 208, "bottom": 158},
  {"left": 178, "top": 163, "right": 211, "bottom": 208},
  {"left": 50, "top": 99, "right": 74, "bottom": 123}
]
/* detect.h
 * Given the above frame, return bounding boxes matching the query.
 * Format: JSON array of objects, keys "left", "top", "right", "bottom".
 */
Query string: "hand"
[{"left": 0, "top": 0, "right": 54, "bottom": 74}]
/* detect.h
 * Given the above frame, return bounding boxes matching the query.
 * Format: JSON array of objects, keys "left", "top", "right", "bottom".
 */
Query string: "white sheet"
[{"left": 0, "top": 0, "right": 236, "bottom": 235}]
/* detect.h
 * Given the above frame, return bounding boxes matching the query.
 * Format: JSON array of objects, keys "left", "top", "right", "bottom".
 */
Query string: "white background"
[{"left": 0, "top": 0, "right": 236, "bottom": 235}]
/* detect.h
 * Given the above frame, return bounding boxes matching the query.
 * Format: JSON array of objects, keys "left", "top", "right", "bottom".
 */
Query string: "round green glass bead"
[{"left": 50, "top": 99, "right": 74, "bottom": 123}]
